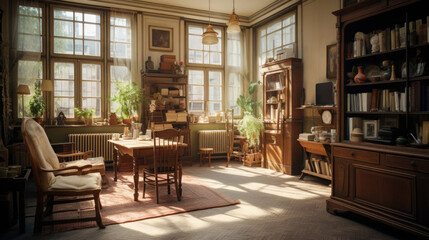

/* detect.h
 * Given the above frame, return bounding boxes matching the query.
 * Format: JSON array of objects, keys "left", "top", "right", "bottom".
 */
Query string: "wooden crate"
[{"left": 243, "top": 153, "right": 262, "bottom": 167}]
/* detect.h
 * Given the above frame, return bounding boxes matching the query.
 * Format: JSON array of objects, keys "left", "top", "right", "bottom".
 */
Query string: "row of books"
[
  {"left": 346, "top": 90, "right": 406, "bottom": 112},
  {"left": 351, "top": 16, "right": 429, "bottom": 58},
  {"left": 410, "top": 81, "right": 429, "bottom": 112},
  {"left": 165, "top": 110, "right": 188, "bottom": 122},
  {"left": 304, "top": 157, "right": 331, "bottom": 176}
]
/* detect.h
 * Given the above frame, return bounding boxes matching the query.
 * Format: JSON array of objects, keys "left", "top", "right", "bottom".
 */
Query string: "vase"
[{"left": 354, "top": 66, "right": 368, "bottom": 83}]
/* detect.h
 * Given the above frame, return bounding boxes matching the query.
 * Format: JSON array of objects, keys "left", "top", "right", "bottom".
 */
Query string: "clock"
[{"left": 321, "top": 110, "right": 332, "bottom": 125}]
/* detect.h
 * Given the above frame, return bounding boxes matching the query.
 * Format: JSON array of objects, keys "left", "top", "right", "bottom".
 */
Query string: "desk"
[
  {"left": 0, "top": 169, "right": 31, "bottom": 233},
  {"left": 109, "top": 139, "right": 185, "bottom": 201}
]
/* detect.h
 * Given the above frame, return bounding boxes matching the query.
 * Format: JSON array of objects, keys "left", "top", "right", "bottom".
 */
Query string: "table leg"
[
  {"left": 133, "top": 156, "right": 139, "bottom": 201},
  {"left": 19, "top": 191, "right": 25, "bottom": 233},
  {"left": 113, "top": 147, "right": 118, "bottom": 182}
]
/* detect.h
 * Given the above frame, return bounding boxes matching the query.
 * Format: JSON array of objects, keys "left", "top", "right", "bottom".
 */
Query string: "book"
[
  {"left": 427, "top": 16, "right": 429, "bottom": 43},
  {"left": 390, "top": 29, "right": 396, "bottom": 50},
  {"left": 379, "top": 31, "right": 386, "bottom": 52},
  {"left": 399, "top": 26, "right": 406, "bottom": 48},
  {"left": 400, "top": 92, "right": 406, "bottom": 112},
  {"left": 410, "top": 81, "right": 421, "bottom": 112},
  {"left": 395, "top": 24, "right": 400, "bottom": 49},
  {"left": 423, "top": 121, "right": 429, "bottom": 144},
  {"left": 409, "top": 21, "right": 416, "bottom": 46},
  {"left": 416, "top": 19, "right": 423, "bottom": 44},
  {"left": 385, "top": 27, "right": 391, "bottom": 51}
]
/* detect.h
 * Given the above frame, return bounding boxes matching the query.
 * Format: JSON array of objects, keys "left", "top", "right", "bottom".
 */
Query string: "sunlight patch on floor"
[{"left": 240, "top": 182, "right": 320, "bottom": 200}]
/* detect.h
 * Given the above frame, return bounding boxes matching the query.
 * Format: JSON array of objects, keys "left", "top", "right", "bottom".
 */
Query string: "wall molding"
[{"left": 55, "top": 0, "right": 300, "bottom": 26}]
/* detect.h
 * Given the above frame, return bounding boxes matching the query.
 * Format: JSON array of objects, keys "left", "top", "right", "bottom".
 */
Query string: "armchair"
[{"left": 22, "top": 118, "right": 105, "bottom": 233}]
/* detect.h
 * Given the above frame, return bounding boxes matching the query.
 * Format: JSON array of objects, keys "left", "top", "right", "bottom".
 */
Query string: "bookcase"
[
  {"left": 328, "top": 1, "right": 429, "bottom": 238},
  {"left": 261, "top": 58, "right": 303, "bottom": 175}
]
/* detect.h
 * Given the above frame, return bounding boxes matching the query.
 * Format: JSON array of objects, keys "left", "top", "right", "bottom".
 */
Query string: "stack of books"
[
  {"left": 165, "top": 110, "right": 177, "bottom": 122},
  {"left": 177, "top": 112, "right": 188, "bottom": 122}
]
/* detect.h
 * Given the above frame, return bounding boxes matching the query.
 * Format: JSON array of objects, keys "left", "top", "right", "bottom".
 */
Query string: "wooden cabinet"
[
  {"left": 261, "top": 58, "right": 303, "bottom": 175},
  {"left": 327, "top": 143, "right": 429, "bottom": 237}
]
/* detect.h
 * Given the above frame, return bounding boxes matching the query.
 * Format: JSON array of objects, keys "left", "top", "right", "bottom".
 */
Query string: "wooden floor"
[{"left": 2, "top": 161, "right": 419, "bottom": 239}]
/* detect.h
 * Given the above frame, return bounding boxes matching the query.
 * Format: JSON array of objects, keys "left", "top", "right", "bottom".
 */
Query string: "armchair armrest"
[
  {"left": 40, "top": 164, "right": 93, "bottom": 176},
  {"left": 56, "top": 150, "right": 94, "bottom": 160}
]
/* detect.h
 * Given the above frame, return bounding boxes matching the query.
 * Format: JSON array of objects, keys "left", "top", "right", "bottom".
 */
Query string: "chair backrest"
[
  {"left": 153, "top": 129, "right": 181, "bottom": 173},
  {"left": 21, "top": 118, "right": 60, "bottom": 191},
  {"left": 225, "top": 109, "right": 234, "bottom": 155}
]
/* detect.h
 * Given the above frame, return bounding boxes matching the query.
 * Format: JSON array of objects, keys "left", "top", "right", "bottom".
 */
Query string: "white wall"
[{"left": 302, "top": 0, "right": 340, "bottom": 105}]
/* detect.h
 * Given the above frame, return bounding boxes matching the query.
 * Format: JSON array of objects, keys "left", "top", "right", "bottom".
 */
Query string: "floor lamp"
[
  {"left": 16, "top": 84, "right": 30, "bottom": 118},
  {"left": 41, "top": 80, "right": 53, "bottom": 125}
]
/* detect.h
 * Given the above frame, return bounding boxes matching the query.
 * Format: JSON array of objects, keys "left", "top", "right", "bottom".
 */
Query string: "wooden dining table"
[{"left": 108, "top": 139, "right": 185, "bottom": 201}]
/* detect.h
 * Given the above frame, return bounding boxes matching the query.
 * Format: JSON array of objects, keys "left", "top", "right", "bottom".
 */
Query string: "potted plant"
[
  {"left": 236, "top": 80, "right": 264, "bottom": 147},
  {"left": 29, "top": 82, "right": 45, "bottom": 124},
  {"left": 111, "top": 81, "right": 147, "bottom": 124},
  {"left": 74, "top": 107, "right": 95, "bottom": 125}
]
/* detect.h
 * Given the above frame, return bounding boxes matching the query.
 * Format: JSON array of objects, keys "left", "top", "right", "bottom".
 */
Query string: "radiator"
[
  {"left": 198, "top": 130, "right": 227, "bottom": 154},
  {"left": 68, "top": 133, "right": 114, "bottom": 162}
]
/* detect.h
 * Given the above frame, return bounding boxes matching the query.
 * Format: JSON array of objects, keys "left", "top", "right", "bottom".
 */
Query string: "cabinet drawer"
[
  {"left": 334, "top": 147, "right": 379, "bottom": 164},
  {"left": 384, "top": 154, "right": 429, "bottom": 174}
]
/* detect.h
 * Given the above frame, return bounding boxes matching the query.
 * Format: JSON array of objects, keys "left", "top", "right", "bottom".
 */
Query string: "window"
[
  {"left": 53, "top": 62, "right": 75, "bottom": 118},
  {"left": 110, "top": 65, "right": 131, "bottom": 114},
  {"left": 187, "top": 24, "right": 222, "bottom": 66},
  {"left": 53, "top": 8, "right": 101, "bottom": 56},
  {"left": 81, "top": 63, "right": 102, "bottom": 117},
  {"left": 187, "top": 23, "right": 224, "bottom": 116},
  {"left": 258, "top": 12, "right": 296, "bottom": 65},
  {"left": 226, "top": 32, "right": 243, "bottom": 116},
  {"left": 110, "top": 15, "right": 132, "bottom": 59},
  {"left": 17, "top": 5, "right": 43, "bottom": 52}
]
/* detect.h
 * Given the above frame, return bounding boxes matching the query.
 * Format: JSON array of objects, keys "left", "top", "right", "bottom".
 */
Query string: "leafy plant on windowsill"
[
  {"left": 29, "top": 82, "right": 45, "bottom": 121},
  {"left": 236, "top": 80, "right": 264, "bottom": 147},
  {"left": 111, "top": 81, "right": 147, "bottom": 122},
  {"left": 74, "top": 107, "right": 95, "bottom": 122}
]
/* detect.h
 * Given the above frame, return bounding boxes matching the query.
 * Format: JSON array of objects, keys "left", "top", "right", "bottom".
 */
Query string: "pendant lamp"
[
  {"left": 202, "top": 0, "right": 218, "bottom": 45},
  {"left": 227, "top": 0, "right": 241, "bottom": 33}
]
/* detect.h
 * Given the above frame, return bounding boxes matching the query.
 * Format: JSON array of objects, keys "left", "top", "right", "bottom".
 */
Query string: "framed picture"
[
  {"left": 326, "top": 43, "right": 337, "bottom": 79},
  {"left": 149, "top": 26, "right": 173, "bottom": 52},
  {"left": 363, "top": 120, "right": 378, "bottom": 139}
]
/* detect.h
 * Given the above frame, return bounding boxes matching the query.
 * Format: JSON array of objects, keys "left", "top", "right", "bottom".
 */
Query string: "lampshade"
[
  {"left": 16, "top": 84, "right": 30, "bottom": 95},
  {"left": 202, "top": 25, "right": 219, "bottom": 45},
  {"left": 41, "top": 80, "right": 54, "bottom": 92},
  {"left": 227, "top": 12, "right": 241, "bottom": 33}
]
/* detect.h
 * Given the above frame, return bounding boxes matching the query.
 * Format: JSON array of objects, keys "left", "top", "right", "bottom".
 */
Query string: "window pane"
[
  {"left": 189, "top": 26, "right": 203, "bottom": 35},
  {"left": 75, "top": 22, "right": 83, "bottom": 38},
  {"left": 283, "top": 25, "right": 295, "bottom": 45},
  {"left": 111, "top": 26, "right": 131, "bottom": 42},
  {"left": 110, "top": 65, "right": 131, "bottom": 114},
  {"left": 82, "top": 63, "right": 101, "bottom": 81},
  {"left": 75, "top": 12, "right": 83, "bottom": 21},
  {"left": 209, "top": 86, "right": 221, "bottom": 101},
  {"left": 84, "top": 23, "right": 100, "bottom": 40},
  {"left": 54, "top": 62, "right": 75, "bottom": 118},
  {"left": 19, "top": 6, "right": 42, "bottom": 17},
  {"left": 54, "top": 98, "right": 74, "bottom": 118},
  {"left": 84, "top": 40, "right": 100, "bottom": 56},
  {"left": 209, "top": 41, "right": 221, "bottom": 52},
  {"left": 82, "top": 81, "right": 101, "bottom": 97},
  {"left": 54, "top": 20, "right": 73, "bottom": 37},
  {"left": 188, "top": 102, "right": 204, "bottom": 112},
  {"left": 18, "top": 34, "right": 42, "bottom": 52},
  {"left": 110, "top": 43, "right": 131, "bottom": 58},
  {"left": 188, "top": 35, "right": 203, "bottom": 50},
  {"left": 210, "top": 52, "right": 221, "bottom": 65},
  {"left": 18, "top": 16, "right": 41, "bottom": 34},
  {"left": 111, "top": 17, "right": 130, "bottom": 27},
  {"left": 267, "top": 21, "right": 281, "bottom": 34},
  {"left": 188, "top": 50, "right": 203, "bottom": 64},
  {"left": 54, "top": 9, "right": 73, "bottom": 20},
  {"left": 75, "top": 40, "right": 83, "bottom": 55},
  {"left": 84, "top": 13, "right": 100, "bottom": 23},
  {"left": 17, "top": 60, "right": 43, "bottom": 118},
  {"left": 82, "top": 98, "right": 101, "bottom": 117},
  {"left": 188, "top": 70, "right": 204, "bottom": 85},
  {"left": 82, "top": 63, "right": 101, "bottom": 117},
  {"left": 54, "top": 80, "right": 74, "bottom": 97},
  {"left": 54, "top": 62, "right": 74, "bottom": 79},
  {"left": 208, "top": 101, "right": 222, "bottom": 116},
  {"left": 188, "top": 86, "right": 204, "bottom": 100},
  {"left": 54, "top": 38, "right": 74, "bottom": 54},
  {"left": 283, "top": 15, "right": 295, "bottom": 26},
  {"left": 209, "top": 72, "right": 221, "bottom": 85}
]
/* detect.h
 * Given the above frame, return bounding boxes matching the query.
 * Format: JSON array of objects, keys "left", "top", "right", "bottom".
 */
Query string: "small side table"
[{"left": 0, "top": 169, "right": 31, "bottom": 233}]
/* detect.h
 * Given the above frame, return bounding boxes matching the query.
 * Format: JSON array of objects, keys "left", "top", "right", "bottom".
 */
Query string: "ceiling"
[{"left": 135, "top": 0, "right": 278, "bottom": 17}]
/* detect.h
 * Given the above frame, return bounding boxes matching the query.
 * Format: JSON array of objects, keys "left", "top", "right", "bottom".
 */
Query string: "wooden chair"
[
  {"left": 142, "top": 129, "right": 182, "bottom": 204},
  {"left": 225, "top": 109, "right": 246, "bottom": 166},
  {"left": 21, "top": 118, "right": 104, "bottom": 233}
]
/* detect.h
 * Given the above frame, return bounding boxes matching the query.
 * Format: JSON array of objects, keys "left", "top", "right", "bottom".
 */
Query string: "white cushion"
[{"left": 49, "top": 173, "right": 102, "bottom": 190}]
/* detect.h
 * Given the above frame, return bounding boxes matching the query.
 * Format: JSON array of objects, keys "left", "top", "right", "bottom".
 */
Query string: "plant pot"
[
  {"left": 122, "top": 118, "right": 132, "bottom": 124},
  {"left": 33, "top": 117, "right": 43, "bottom": 124},
  {"left": 84, "top": 118, "right": 92, "bottom": 126}
]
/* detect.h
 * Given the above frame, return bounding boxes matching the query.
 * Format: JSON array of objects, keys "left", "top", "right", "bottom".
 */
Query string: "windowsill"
[
  {"left": 190, "top": 122, "right": 225, "bottom": 125},
  {"left": 44, "top": 124, "right": 127, "bottom": 128}
]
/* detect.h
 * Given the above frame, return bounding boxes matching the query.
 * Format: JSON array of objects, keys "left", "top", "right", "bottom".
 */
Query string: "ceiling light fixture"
[
  {"left": 202, "top": 0, "right": 218, "bottom": 45},
  {"left": 227, "top": 0, "right": 241, "bottom": 33}
]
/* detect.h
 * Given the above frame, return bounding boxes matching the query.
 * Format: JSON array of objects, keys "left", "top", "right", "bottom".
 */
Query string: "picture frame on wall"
[
  {"left": 149, "top": 26, "right": 173, "bottom": 52},
  {"left": 326, "top": 43, "right": 337, "bottom": 79},
  {"left": 363, "top": 120, "right": 378, "bottom": 139}
]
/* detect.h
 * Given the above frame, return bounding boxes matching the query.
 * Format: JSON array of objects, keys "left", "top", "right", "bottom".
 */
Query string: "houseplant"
[
  {"left": 111, "top": 81, "right": 146, "bottom": 124},
  {"left": 29, "top": 82, "right": 45, "bottom": 123},
  {"left": 236, "top": 80, "right": 264, "bottom": 147},
  {"left": 74, "top": 107, "right": 95, "bottom": 125}
]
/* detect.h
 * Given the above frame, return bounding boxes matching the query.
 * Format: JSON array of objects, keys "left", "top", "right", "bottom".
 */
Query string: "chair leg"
[
  {"left": 167, "top": 174, "right": 171, "bottom": 194},
  {"left": 178, "top": 168, "right": 183, "bottom": 197},
  {"left": 199, "top": 152, "right": 203, "bottom": 167},
  {"left": 227, "top": 153, "right": 230, "bottom": 167},
  {"left": 208, "top": 153, "right": 211, "bottom": 167},
  {"left": 174, "top": 170, "right": 181, "bottom": 201},
  {"left": 143, "top": 171, "right": 146, "bottom": 199},
  {"left": 34, "top": 193, "right": 44, "bottom": 233},
  {"left": 155, "top": 174, "right": 159, "bottom": 204},
  {"left": 45, "top": 195, "right": 54, "bottom": 216},
  {"left": 99, "top": 197, "right": 103, "bottom": 210},
  {"left": 93, "top": 193, "right": 105, "bottom": 229}
]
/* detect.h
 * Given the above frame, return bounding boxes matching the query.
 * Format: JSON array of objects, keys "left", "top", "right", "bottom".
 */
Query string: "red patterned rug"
[{"left": 42, "top": 172, "right": 239, "bottom": 234}]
